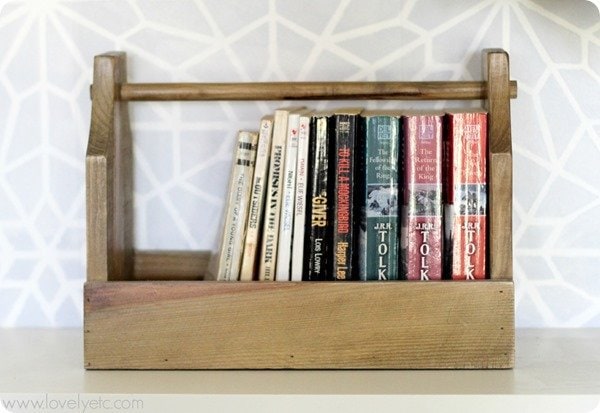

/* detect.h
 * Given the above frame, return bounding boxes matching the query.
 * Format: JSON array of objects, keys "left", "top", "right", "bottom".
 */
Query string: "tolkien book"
[
  {"left": 214, "top": 131, "right": 259, "bottom": 281},
  {"left": 332, "top": 108, "right": 361, "bottom": 281},
  {"left": 444, "top": 110, "right": 488, "bottom": 280},
  {"left": 401, "top": 113, "right": 443, "bottom": 281},
  {"left": 304, "top": 112, "right": 332, "bottom": 281},
  {"left": 239, "top": 116, "right": 274, "bottom": 281},
  {"left": 290, "top": 112, "right": 312, "bottom": 281},
  {"left": 275, "top": 109, "right": 308, "bottom": 281},
  {"left": 357, "top": 112, "right": 401, "bottom": 281},
  {"left": 259, "top": 107, "right": 303, "bottom": 281}
]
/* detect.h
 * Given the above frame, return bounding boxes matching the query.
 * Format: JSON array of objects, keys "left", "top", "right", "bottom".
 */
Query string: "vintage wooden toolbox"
[{"left": 84, "top": 49, "right": 516, "bottom": 369}]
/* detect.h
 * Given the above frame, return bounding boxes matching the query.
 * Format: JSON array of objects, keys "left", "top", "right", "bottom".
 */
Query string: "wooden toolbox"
[{"left": 84, "top": 49, "right": 516, "bottom": 369}]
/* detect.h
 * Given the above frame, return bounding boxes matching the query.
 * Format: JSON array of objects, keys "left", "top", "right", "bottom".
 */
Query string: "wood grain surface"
[
  {"left": 84, "top": 281, "right": 514, "bottom": 369},
  {"left": 118, "top": 80, "right": 518, "bottom": 101},
  {"left": 86, "top": 52, "right": 134, "bottom": 282},
  {"left": 485, "top": 49, "right": 513, "bottom": 280}
]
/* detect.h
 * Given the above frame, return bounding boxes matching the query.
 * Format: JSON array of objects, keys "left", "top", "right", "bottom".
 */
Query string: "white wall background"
[{"left": 0, "top": 0, "right": 598, "bottom": 328}]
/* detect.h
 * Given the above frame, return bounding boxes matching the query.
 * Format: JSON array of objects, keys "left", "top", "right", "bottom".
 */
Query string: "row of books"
[{"left": 207, "top": 107, "right": 487, "bottom": 281}]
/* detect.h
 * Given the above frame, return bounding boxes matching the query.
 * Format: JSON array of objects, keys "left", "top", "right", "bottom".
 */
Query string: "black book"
[
  {"left": 332, "top": 108, "right": 361, "bottom": 281},
  {"left": 303, "top": 112, "right": 332, "bottom": 280}
]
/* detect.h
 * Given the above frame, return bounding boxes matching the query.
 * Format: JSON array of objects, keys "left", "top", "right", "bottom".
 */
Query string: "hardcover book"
[
  {"left": 332, "top": 108, "right": 361, "bottom": 281},
  {"left": 290, "top": 112, "right": 312, "bottom": 282},
  {"left": 239, "top": 116, "right": 274, "bottom": 281},
  {"left": 214, "top": 131, "right": 259, "bottom": 281},
  {"left": 304, "top": 112, "right": 332, "bottom": 281},
  {"left": 357, "top": 112, "right": 401, "bottom": 281},
  {"left": 444, "top": 111, "right": 488, "bottom": 280},
  {"left": 275, "top": 109, "right": 307, "bottom": 281},
  {"left": 401, "top": 113, "right": 443, "bottom": 281},
  {"left": 259, "top": 107, "right": 303, "bottom": 281}
]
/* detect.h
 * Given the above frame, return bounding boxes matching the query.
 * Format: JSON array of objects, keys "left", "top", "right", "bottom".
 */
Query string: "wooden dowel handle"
[{"left": 114, "top": 81, "right": 518, "bottom": 101}]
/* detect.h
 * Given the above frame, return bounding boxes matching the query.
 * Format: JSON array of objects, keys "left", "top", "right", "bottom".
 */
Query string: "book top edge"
[
  {"left": 401, "top": 110, "right": 445, "bottom": 117},
  {"left": 361, "top": 110, "right": 404, "bottom": 117},
  {"left": 332, "top": 107, "right": 363, "bottom": 115},
  {"left": 446, "top": 109, "right": 488, "bottom": 115}
]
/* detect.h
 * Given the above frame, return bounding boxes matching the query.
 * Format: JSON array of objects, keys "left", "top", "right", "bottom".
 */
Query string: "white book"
[
  {"left": 275, "top": 110, "right": 305, "bottom": 281},
  {"left": 290, "top": 112, "right": 311, "bottom": 281},
  {"left": 239, "top": 116, "right": 274, "bottom": 281},
  {"left": 214, "top": 131, "right": 259, "bottom": 281},
  {"left": 259, "top": 107, "right": 303, "bottom": 281}
]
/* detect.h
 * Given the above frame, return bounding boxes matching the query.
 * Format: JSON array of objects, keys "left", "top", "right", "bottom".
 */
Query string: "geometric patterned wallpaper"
[{"left": 0, "top": 0, "right": 598, "bottom": 327}]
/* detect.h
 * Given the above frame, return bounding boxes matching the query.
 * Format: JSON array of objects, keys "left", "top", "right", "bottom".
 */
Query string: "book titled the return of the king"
[
  {"left": 401, "top": 113, "right": 443, "bottom": 281},
  {"left": 444, "top": 110, "right": 487, "bottom": 280}
]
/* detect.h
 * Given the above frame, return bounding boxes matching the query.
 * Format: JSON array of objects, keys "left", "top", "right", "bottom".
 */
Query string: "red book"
[
  {"left": 402, "top": 114, "right": 443, "bottom": 280},
  {"left": 444, "top": 111, "right": 487, "bottom": 280}
]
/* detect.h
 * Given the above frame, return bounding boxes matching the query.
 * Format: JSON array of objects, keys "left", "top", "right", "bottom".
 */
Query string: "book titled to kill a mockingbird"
[{"left": 332, "top": 108, "right": 361, "bottom": 281}]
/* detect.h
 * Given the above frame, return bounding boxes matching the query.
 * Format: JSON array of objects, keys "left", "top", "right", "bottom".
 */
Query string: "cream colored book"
[
  {"left": 239, "top": 116, "right": 274, "bottom": 281},
  {"left": 258, "top": 107, "right": 304, "bottom": 281},
  {"left": 214, "top": 131, "right": 259, "bottom": 281},
  {"left": 275, "top": 109, "right": 308, "bottom": 281},
  {"left": 290, "top": 112, "right": 312, "bottom": 281}
]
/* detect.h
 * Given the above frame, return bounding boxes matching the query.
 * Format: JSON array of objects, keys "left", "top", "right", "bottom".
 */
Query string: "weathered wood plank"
[
  {"left": 489, "top": 153, "right": 513, "bottom": 280},
  {"left": 84, "top": 281, "right": 514, "bottom": 369},
  {"left": 133, "top": 250, "right": 209, "bottom": 280},
  {"left": 485, "top": 49, "right": 513, "bottom": 280},
  {"left": 118, "top": 81, "right": 518, "bottom": 101},
  {"left": 86, "top": 52, "right": 134, "bottom": 282}
]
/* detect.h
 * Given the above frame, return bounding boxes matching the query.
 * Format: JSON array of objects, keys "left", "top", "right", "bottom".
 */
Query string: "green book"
[{"left": 357, "top": 112, "right": 401, "bottom": 281}]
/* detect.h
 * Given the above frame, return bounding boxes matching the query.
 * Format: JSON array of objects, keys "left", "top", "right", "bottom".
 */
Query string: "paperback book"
[
  {"left": 304, "top": 112, "right": 332, "bottom": 281},
  {"left": 275, "top": 109, "right": 307, "bottom": 281},
  {"left": 332, "top": 108, "right": 361, "bottom": 281},
  {"left": 239, "top": 116, "right": 274, "bottom": 281},
  {"left": 214, "top": 131, "right": 259, "bottom": 281},
  {"left": 290, "top": 112, "right": 312, "bottom": 281},
  {"left": 259, "top": 107, "right": 303, "bottom": 281}
]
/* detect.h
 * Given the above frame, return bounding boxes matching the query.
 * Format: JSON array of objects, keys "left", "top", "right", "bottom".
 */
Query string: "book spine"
[
  {"left": 216, "top": 131, "right": 259, "bottom": 281},
  {"left": 304, "top": 115, "right": 331, "bottom": 281},
  {"left": 239, "top": 117, "right": 274, "bottom": 281},
  {"left": 402, "top": 115, "right": 443, "bottom": 281},
  {"left": 358, "top": 115, "right": 401, "bottom": 281},
  {"left": 259, "top": 110, "right": 289, "bottom": 281},
  {"left": 290, "top": 113, "right": 311, "bottom": 281},
  {"left": 333, "top": 113, "right": 358, "bottom": 281},
  {"left": 275, "top": 113, "right": 301, "bottom": 281},
  {"left": 445, "top": 112, "right": 487, "bottom": 280}
]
